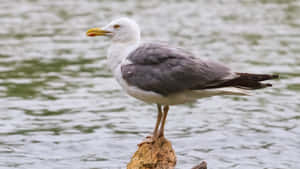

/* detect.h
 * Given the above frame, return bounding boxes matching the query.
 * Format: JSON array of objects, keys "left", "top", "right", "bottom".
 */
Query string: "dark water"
[{"left": 0, "top": 0, "right": 299, "bottom": 169}]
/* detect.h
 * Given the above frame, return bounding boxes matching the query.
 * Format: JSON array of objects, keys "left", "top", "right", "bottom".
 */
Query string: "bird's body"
[
  {"left": 110, "top": 42, "right": 249, "bottom": 105},
  {"left": 87, "top": 17, "right": 278, "bottom": 141}
]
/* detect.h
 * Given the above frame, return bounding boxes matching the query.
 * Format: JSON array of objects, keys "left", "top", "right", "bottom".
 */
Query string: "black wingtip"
[
  {"left": 272, "top": 74, "right": 279, "bottom": 79},
  {"left": 266, "top": 83, "right": 272, "bottom": 87}
]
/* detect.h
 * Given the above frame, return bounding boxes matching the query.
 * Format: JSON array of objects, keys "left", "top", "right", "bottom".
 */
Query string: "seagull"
[{"left": 86, "top": 18, "right": 278, "bottom": 143}]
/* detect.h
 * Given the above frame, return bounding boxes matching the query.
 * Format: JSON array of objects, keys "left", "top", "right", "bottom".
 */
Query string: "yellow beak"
[{"left": 86, "top": 28, "right": 111, "bottom": 37}]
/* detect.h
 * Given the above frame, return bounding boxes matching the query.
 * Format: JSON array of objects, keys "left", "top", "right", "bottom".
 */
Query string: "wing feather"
[{"left": 121, "top": 43, "right": 234, "bottom": 95}]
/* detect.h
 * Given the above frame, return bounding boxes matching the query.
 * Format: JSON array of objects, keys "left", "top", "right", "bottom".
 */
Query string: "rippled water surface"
[{"left": 0, "top": 0, "right": 299, "bottom": 169}]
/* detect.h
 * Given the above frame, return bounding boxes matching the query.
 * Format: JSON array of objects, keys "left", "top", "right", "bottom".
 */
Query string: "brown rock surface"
[{"left": 127, "top": 137, "right": 176, "bottom": 169}]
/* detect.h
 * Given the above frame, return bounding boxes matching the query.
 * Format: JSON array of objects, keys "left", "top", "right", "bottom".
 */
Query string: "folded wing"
[{"left": 121, "top": 43, "right": 235, "bottom": 96}]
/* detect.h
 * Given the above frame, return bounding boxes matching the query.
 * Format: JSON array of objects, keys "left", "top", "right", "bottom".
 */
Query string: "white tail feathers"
[{"left": 193, "top": 87, "right": 251, "bottom": 98}]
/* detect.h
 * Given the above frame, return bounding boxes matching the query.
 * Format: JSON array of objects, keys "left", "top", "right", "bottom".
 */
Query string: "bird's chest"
[
  {"left": 113, "top": 65, "right": 126, "bottom": 88},
  {"left": 113, "top": 65, "right": 136, "bottom": 96},
  {"left": 107, "top": 43, "right": 137, "bottom": 71}
]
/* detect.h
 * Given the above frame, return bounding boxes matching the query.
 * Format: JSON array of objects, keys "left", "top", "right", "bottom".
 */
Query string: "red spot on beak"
[{"left": 87, "top": 33, "right": 96, "bottom": 36}]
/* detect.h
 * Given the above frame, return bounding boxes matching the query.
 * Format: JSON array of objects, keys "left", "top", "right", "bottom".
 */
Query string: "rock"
[{"left": 127, "top": 137, "right": 176, "bottom": 169}]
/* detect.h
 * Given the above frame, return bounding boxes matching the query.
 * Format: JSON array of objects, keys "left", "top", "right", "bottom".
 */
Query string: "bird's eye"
[{"left": 113, "top": 24, "right": 121, "bottom": 29}]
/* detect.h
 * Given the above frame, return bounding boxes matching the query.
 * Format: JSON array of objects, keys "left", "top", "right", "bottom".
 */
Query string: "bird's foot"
[{"left": 138, "top": 135, "right": 158, "bottom": 147}]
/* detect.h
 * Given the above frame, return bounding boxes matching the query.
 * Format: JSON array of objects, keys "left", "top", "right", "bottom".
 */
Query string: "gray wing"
[{"left": 121, "top": 43, "right": 235, "bottom": 96}]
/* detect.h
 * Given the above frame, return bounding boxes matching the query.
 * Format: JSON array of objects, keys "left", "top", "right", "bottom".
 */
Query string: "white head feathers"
[{"left": 102, "top": 17, "right": 141, "bottom": 43}]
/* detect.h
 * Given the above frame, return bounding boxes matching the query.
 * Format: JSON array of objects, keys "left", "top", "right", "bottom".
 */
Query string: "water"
[{"left": 0, "top": 0, "right": 299, "bottom": 168}]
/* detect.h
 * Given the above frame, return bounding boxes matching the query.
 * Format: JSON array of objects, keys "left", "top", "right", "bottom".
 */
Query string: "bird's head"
[{"left": 86, "top": 17, "right": 140, "bottom": 43}]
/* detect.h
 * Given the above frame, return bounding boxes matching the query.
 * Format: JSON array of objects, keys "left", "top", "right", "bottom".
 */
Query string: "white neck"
[{"left": 107, "top": 40, "right": 139, "bottom": 73}]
